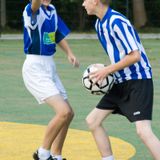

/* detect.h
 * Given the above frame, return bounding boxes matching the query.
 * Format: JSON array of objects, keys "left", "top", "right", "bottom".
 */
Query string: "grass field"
[{"left": 0, "top": 38, "right": 160, "bottom": 159}]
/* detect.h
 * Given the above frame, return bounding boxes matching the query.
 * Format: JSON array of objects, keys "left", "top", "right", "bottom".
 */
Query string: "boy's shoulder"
[
  {"left": 48, "top": 4, "right": 56, "bottom": 10},
  {"left": 24, "top": 3, "right": 31, "bottom": 10},
  {"left": 109, "top": 8, "right": 127, "bottom": 20},
  {"left": 108, "top": 8, "right": 130, "bottom": 26},
  {"left": 23, "top": 3, "right": 32, "bottom": 15}
]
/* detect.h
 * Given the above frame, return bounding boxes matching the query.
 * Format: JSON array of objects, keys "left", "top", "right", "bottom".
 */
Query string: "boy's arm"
[
  {"left": 31, "top": 0, "right": 41, "bottom": 13},
  {"left": 58, "top": 39, "right": 79, "bottom": 68},
  {"left": 90, "top": 50, "right": 140, "bottom": 83},
  {"left": 105, "top": 50, "right": 140, "bottom": 74}
]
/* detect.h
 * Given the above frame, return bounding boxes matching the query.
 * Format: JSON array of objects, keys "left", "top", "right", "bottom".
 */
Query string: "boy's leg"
[
  {"left": 42, "top": 95, "right": 73, "bottom": 150},
  {"left": 135, "top": 120, "right": 160, "bottom": 160},
  {"left": 102, "top": 156, "right": 114, "bottom": 160},
  {"left": 86, "top": 108, "right": 114, "bottom": 157},
  {"left": 50, "top": 125, "right": 70, "bottom": 160},
  {"left": 50, "top": 100, "right": 74, "bottom": 156}
]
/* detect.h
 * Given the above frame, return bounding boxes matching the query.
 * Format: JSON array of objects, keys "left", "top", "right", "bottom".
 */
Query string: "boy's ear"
[{"left": 93, "top": 0, "right": 99, "bottom": 5}]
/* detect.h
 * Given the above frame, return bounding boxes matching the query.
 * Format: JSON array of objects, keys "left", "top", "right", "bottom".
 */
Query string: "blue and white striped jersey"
[
  {"left": 95, "top": 7, "right": 152, "bottom": 83},
  {"left": 23, "top": 3, "right": 70, "bottom": 56}
]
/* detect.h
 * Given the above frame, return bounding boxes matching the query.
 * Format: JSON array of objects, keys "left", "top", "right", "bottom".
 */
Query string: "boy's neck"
[{"left": 98, "top": 5, "right": 109, "bottom": 20}]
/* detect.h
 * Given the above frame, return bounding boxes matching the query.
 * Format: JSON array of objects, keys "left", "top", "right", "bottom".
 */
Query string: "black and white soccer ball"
[{"left": 82, "top": 63, "right": 114, "bottom": 95}]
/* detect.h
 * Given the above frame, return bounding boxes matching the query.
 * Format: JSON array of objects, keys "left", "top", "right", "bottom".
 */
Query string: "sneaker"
[
  {"left": 52, "top": 157, "right": 66, "bottom": 160},
  {"left": 33, "top": 150, "right": 54, "bottom": 160},
  {"left": 52, "top": 158, "right": 66, "bottom": 160}
]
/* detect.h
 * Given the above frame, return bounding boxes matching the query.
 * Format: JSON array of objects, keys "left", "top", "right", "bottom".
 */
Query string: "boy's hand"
[
  {"left": 67, "top": 54, "right": 80, "bottom": 68},
  {"left": 89, "top": 67, "right": 109, "bottom": 85}
]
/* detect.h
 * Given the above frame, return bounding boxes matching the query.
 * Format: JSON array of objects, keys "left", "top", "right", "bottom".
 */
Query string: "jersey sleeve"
[
  {"left": 112, "top": 19, "right": 139, "bottom": 54},
  {"left": 23, "top": 3, "right": 40, "bottom": 28},
  {"left": 55, "top": 16, "right": 70, "bottom": 43},
  {"left": 26, "top": 3, "right": 32, "bottom": 15}
]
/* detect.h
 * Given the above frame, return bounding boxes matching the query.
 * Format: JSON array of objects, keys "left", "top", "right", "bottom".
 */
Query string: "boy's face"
[
  {"left": 41, "top": 0, "right": 51, "bottom": 6},
  {"left": 82, "top": 0, "right": 96, "bottom": 15}
]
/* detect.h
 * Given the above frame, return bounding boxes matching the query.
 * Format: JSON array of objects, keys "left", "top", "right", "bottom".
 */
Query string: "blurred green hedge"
[{"left": 4, "top": 0, "right": 160, "bottom": 31}]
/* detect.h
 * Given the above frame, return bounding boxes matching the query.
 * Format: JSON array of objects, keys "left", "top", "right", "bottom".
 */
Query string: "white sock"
[
  {"left": 38, "top": 147, "right": 50, "bottom": 160},
  {"left": 102, "top": 155, "right": 114, "bottom": 160},
  {"left": 52, "top": 154, "right": 62, "bottom": 160}
]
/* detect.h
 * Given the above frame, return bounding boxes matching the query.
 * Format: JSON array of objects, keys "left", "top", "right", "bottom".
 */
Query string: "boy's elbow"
[
  {"left": 133, "top": 50, "right": 141, "bottom": 62},
  {"left": 136, "top": 51, "right": 141, "bottom": 62}
]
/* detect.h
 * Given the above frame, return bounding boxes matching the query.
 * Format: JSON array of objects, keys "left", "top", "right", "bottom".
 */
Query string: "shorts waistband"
[{"left": 26, "top": 54, "right": 53, "bottom": 62}]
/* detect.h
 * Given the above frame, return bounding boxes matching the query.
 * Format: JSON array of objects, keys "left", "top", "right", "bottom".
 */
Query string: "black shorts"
[{"left": 96, "top": 79, "right": 153, "bottom": 122}]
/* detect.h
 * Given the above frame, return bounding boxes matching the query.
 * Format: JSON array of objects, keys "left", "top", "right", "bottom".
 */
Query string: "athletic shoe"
[
  {"left": 33, "top": 150, "right": 54, "bottom": 160},
  {"left": 52, "top": 158, "right": 66, "bottom": 160},
  {"left": 52, "top": 157, "right": 66, "bottom": 160}
]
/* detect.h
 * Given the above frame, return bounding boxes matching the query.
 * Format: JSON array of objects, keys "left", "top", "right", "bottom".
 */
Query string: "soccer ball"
[{"left": 82, "top": 63, "right": 114, "bottom": 95}]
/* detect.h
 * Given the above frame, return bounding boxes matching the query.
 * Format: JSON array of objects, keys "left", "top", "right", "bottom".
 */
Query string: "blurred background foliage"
[{"left": 1, "top": 0, "right": 160, "bottom": 32}]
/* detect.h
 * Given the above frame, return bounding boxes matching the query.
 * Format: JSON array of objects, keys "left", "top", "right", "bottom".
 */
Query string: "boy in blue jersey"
[
  {"left": 22, "top": 0, "right": 79, "bottom": 160},
  {"left": 82, "top": 0, "right": 160, "bottom": 160}
]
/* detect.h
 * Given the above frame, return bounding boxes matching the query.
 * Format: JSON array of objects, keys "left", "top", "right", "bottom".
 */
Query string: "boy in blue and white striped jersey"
[{"left": 82, "top": 0, "right": 160, "bottom": 160}]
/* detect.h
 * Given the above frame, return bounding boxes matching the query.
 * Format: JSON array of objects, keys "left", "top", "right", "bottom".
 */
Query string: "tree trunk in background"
[
  {"left": 133, "top": 0, "right": 147, "bottom": 28},
  {"left": 78, "top": 3, "right": 86, "bottom": 30},
  {"left": 0, "top": 0, "right": 6, "bottom": 28}
]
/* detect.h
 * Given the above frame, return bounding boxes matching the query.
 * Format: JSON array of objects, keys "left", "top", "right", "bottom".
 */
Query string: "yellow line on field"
[{"left": 0, "top": 122, "right": 136, "bottom": 160}]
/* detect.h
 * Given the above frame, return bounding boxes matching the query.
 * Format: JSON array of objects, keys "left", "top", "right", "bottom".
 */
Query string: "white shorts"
[{"left": 22, "top": 55, "right": 67, "bottom": 104}]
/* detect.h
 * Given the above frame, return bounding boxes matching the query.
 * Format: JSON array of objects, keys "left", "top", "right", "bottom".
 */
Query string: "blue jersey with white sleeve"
[
  {"left": 23, "top": 3, "right": 70, "bottom": 56},
  {"left": 95, "top": 7, "right": 152, "bottom": 83}
]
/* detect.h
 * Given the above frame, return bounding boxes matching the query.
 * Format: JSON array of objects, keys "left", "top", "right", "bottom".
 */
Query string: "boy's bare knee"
[
  {"left": 69, "top": 110, "right": 74, "bottom": 120},
  {"left": 57, "top": 109, "right": 74, "bottom": 122},
  {"left": 86, "top": 116, "right": 97, "bottom": 131},
  {"left": 136, "top": 125, "right": 153, "bottom": 141}
]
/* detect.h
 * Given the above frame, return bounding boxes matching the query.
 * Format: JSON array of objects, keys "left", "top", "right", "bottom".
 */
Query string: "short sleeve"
[
  {"left": 55, "top": 16, "right": 70, "bottom": 43},
  {"left": 112, "top": 19, "right": 139, "bottom": 54}
]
